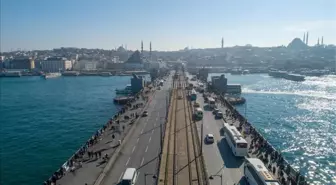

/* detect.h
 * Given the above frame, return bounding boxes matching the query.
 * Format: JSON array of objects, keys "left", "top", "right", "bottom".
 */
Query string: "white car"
[{"left": 206, "top": 134, "right": 214, "bottom": 144}]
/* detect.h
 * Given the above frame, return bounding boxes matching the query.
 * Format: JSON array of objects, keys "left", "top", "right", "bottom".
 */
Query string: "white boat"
[{"left": 43, "top": 72, "right": 61, "bottom": 79}]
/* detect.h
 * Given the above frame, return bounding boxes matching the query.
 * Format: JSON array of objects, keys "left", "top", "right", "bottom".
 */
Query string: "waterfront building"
[
  {"left": 131, "top": 74, "right": 144, "bottom": 94},
  {"left": 211, "top": 74, "right": 228, "bottom": 93},
  {"left": 6, "top": 58, "right": 35, "bottom": 70},
  {"left": 124, "top": 50, "right": 144, "bottom": 70},
  {"left": 41, "top": 57, "right": 72, "bottom": 72},
  {"left": 83, "top": 61, "right": 97, "bottom": 70}
]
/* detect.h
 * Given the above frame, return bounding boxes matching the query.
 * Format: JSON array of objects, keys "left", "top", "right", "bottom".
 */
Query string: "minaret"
[
  {"left": 149, "top": 42, "right": 152, "bottom": 60},
  {"left": 141, "top": 40, "right": 143, "bottom": 54},
  {"left": 317, "top": 38, "right": 320, "bottom": 45},
  {"left": 221, "top": 37, "right": 224, "bottom": 48},
  {"left": 321, "top": 37, "right": 324, "bottom": 45},
  {"left": 303, "top": 33, "right": 306, "bottom": 43},
  {"left": 306, "top": 32, "right": 309, "bottom": 45}
]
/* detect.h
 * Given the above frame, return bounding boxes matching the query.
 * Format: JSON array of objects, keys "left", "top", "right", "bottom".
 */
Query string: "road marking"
[
  {"left": 149, "top": 136, "right": 152, "bottom": 143},
  {"left": 153, "top": 123, "right": 156, "bottom": 126},
  {"left": 151, "top": 129, "right": 154, "bottom": 134},
  {"left": 118, "top": 172, "right": 124, "bottom": 182},
  {"left": 141, "top": 157, "right": 144, "bottom": 165},
  {"left": 141, "top": 129, "right": 144, "bottom": 134},
  {"left": 125, "top": 157, "right": 130, "bottom": 166},
  {"left": 137, "top": 138, "right": 139, "bottom": 143},
  {"left": 132, "top": 146, "right": 136, "bottom": 153},
  {"left": 145, "top": 146, "right": 148, "bottom": 153}
]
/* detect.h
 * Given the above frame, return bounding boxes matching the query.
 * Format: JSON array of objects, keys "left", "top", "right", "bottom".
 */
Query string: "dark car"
[{"left": 142, "top": 111, "right": 148, "bottom": 117}]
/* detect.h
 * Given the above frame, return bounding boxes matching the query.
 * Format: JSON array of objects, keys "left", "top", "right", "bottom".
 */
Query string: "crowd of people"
[
  {"left": 217, "top": 94, "right": 308, "bottom": 185},
  {"left": 43, "top": 89, "right": 149, "bottom": 185}
]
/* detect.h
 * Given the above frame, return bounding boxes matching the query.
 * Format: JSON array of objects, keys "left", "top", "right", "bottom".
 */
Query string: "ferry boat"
[
  {"left": 269, "top": 71, "right": 305, "bottom": 81},
  {"left": 284, "top": 74, "right": 305, "bottom": 82},
  {"left": 115, "top": 85, "right": 132, "bottom": 95},
  {"left": 100, "top": 72, "right": 112, "bottom": 76},
  {"left": 43, "top": 72, "right": 61, "bottom": 79},
  {"left": 0, "top": 71, "right": 22, "bottom": 77}
]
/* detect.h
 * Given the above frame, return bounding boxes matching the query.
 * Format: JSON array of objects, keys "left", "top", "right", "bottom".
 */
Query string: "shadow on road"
[{"left": 216, "top": 138, "right": 244, "bottom": 168}]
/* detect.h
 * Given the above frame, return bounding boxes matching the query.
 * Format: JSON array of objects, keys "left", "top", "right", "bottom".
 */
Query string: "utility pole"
[{"left": 200, "top": 123, "right": 203, "bottom": 155}]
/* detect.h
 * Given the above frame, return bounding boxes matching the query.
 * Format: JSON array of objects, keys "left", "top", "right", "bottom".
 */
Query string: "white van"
[{"left": 121, "top": 168, "right": 138, "bottom": 185}]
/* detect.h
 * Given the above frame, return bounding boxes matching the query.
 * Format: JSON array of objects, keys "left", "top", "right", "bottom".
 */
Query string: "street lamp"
[
  {"left": 144, "top": 173, "right": 157, "bottom": 185},
  {"left": 209, "top": 174, "right": 223, "bottom": 185}
]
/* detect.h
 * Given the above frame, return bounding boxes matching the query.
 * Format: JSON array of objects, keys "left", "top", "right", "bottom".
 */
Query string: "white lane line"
[
  {"left": 149, "top": 136, "right": 152, "bottom": 143},
  {"left": 151, "top": 129, "right": 154, "bottom": 134},
  {"left": 145, "top": 146, "right": 148, "bottom": 153},
  {"left": 154, "top": 123, "right": 156, "bottom": 126},
  {"left": 141, "top": 157, "right": 145, "bottom": 166},
  {"left": 141, "top": 129, "right": 144, "bottom": 134},
  {"left": 118, "top": 172, "right": 124, "bottom": 182},
  {"left": 132, "top": 146, "right": 136, "bottom": 153},
  {"left": 137, "top": 138, "right": 139, "bottom": 143},
  {"left": 125, "top": 157, "right": 130, "bottom": 166}
]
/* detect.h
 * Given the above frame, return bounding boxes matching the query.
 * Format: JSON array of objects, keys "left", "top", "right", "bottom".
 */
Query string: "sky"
[{"left": 1, "top": 0, "right": 336, "bottom": 52}]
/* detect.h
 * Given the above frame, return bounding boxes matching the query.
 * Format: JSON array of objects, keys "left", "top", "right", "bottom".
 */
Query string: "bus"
[
  {"left": 223, "top": 123, "right": 248, "bottom": 157},
  {"left": 244, "top": 158, "right": 280, "bottom": 185},
  {"left": 208, "top": 97, "right": 216, "bottom": 109},
  {"left": 190, "top": 89, "right": 197, "bottom": 101},
  {"left": 194, "top": 107, "right": 203, "bottom": 120}
]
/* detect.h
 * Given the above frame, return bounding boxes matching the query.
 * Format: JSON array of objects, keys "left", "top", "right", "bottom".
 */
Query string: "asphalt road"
[
  {"left": 187, "top": 74, "right": 247, "bottom": 185},
  {"left": 101, "top": 75, "right": 173, "bottom": 185}
]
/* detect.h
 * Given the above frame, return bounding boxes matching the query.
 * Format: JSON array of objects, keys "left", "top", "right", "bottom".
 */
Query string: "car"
[
  {"left": 205, "top": 134, "right": 214, "bottom": 144},
  {"left": 194, "top": 102, "right": 200, "bottom": 107},
  {"left": 212, "top": 108, "right": 219, "bottom": 114},
  {"left": 142, "top": 111, "right": 148, "bottom": 117},
  {"left": 215, "top": 111, "right": 223, "bottom": 119}
]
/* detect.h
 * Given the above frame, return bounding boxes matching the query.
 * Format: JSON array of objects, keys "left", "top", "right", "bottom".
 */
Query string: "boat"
[
  {"left": 268, "top": 71, "right": 287, "bottom": 78},
  {"left": 43, "top": 72, "right": 61, "bottom": 79},
  {"left": 115, "top": 85, "right": 132, "bottom": 95},
  {"left": 269, "top": 71, "right": 305, "bottom": 81},
  {"left": 100, "top": 72, "right": 112, "bottom": 76},
  {"left": 0, "top": 71, "right": 22, "bottom": 77},
  {"left": 284, "top": 74, "right": 305, "bottom": 82}
]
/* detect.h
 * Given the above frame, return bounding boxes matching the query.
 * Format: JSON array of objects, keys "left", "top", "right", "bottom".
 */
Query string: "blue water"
[
  {"left": 1, "top": 74, "right": 335, "bottom": 185},
  {"left": 0, "top": 76, "right": 140, "bottom": 185},
  {"left": 209, "top": 73, "right": 336, "bottom": 185}
]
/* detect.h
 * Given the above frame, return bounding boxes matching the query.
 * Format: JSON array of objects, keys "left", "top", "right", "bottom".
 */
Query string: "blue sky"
[{"left": 1, "top": 0, "right": 335, "bottom": 51}]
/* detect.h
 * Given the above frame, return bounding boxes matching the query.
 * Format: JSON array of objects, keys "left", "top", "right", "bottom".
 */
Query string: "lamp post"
[
  {"left": 209, "top": 174, "right": 223, "bottom": 185},
  {"left": 144, "top": 173, "right": 157, "bottom": 185}
]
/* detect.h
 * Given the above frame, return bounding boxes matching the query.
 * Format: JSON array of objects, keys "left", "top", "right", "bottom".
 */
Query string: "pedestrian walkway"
[
  {"left": 217, "top": 100, "right": 307, "bottom": 185},
  {"left": 44, "top": 88, "right": 156, "bottom": 185}
]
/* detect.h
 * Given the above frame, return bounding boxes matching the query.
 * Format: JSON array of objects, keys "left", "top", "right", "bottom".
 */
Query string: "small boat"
[
  {"left": 115, "top": 85, "right": 132, "bottom": 95},
  {"left": 43, "top": 72, "right": 61, "bottom": 79}
]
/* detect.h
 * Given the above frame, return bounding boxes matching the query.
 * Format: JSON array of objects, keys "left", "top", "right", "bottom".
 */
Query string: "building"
[
  {"left": 41, "top": 57, "right": 72, "bottom": 72},
  {"left": 211, "top": 75, "right": 228, "bottom": 93},
  {"left": 84, "top": 61, "right": 97, "bottom": 70},
  {"left": 124, "top": 50, "right": 144, "bottom": 70},
  {"left": 6, "top": 58, "right": 35, "bottom": 70},
  {"left": 131, "top": 74, "right": 145, "bottom": 94}
]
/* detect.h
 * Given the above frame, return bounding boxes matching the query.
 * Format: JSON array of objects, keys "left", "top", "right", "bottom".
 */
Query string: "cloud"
[{"left": 283, "top": 20, "right": 336, "bottom": 32}]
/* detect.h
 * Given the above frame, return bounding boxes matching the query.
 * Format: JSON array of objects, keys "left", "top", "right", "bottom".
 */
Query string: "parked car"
[
  {"left": 205, "top": 134, "right": 214, "bottom": 144},
  {"left": 142, "top": 111, "right": 148, "bottom": 117}
]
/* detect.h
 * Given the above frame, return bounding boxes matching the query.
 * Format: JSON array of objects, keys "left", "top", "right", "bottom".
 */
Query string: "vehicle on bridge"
[
  {"left": 208, "top": 97, "right": 216, "bottom": 109},
  {"left": 121, "top": 168, "right": 138, "bottom": 185},
  {"left": 194, "top": 107, "right": 203, "bottom": 120},
  {"left": 190, "top": 89, "right": 197, "bottom": 101},
  {"left": 222, "top": 123, "right": 248, "bottom": 157},
  {"left": 244, "top": 158, "right": 280, "bottom": 185}
]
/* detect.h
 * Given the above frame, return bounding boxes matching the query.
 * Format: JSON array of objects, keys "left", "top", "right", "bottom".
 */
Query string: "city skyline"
[{"left": 1, "top": 0, "right": 336, "bottom": 52}]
